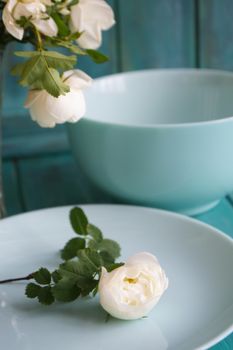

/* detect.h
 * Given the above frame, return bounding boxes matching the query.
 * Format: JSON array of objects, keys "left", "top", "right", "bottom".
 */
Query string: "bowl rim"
[{"left": 83, "top": 68, "right": 233, "bottom": 129}]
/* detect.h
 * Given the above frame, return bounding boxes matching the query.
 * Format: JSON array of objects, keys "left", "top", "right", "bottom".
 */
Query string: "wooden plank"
[
  {"left": 2, "top": 160, "right": 23, "bottom": 216},
  {"left": 18, "top": 153, "right": 114, "bottom": 211},
  {"left": 3, "top": 116, "right": 69, "bottom": 159},
  {"left": 118, "top": 0, "right": 196, "bottom": 71},
  {"left": 198, "top": 0, "right": 233, "bottom": 69},
  {"left": 2, "top": 43, "right": 30, "bottom": 118}
]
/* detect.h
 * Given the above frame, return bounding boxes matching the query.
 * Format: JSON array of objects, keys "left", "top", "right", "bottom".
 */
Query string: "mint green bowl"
[{"left": 68, "top": 69, "right": 233, "bottom": 215}]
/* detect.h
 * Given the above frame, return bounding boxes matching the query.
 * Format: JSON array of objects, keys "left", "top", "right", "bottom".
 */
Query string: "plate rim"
[{"left": 0, "top": 203, "right": 232, "bottom": 350}]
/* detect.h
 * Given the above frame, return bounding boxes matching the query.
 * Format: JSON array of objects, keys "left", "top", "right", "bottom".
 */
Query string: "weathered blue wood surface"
[{"left": 1, "top": 1, "right": 233, "bottom": 348}]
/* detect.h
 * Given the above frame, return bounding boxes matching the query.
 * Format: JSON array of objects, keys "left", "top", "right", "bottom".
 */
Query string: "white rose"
[
  {"left": 99, "top": 252, "right": 168, "bottom": 320},
  {"left": 3, "top": 0, "right": 58, "bottom": 40},
  {"left": 24, "top": 69, "right": 92, "bottom": 128},
  {"left": 70, "top": 0, "right": 115, "bottom": 49}
]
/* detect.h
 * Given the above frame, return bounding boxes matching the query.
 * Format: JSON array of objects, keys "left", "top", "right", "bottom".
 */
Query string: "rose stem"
[{"left": 0, "top": 273, "right": 34, "bottom": 284}]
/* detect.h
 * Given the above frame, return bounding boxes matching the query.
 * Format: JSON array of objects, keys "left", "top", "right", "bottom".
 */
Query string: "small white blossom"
[
  {"left": 70, "top": 0, "right": 115, "bottom": 49},
  {"left": 99, "top": 252, "right": 169, "bottom": 320},
  {"left": 24, "top": 70, "right": 92, "bottom": 128},
  {"left": 3, "top": 0, "right": 58, "bottom": 40}
]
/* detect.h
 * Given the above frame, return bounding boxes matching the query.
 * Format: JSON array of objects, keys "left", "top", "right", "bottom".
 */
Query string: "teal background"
[{"left": 1, "top": 1, "right": 233, "bottom": 348}]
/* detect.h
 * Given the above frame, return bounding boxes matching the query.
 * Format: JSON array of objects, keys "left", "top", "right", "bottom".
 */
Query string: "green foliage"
[
  {"left": 86, "top": 49, "right": 109, "bottom": 64},
  {"left": 38, "top": 286, "right": 55, "bottom": 305},
  {"left": 61, "top": 237, "right": 86, "bottom": 260},
  {"left": 12, "top": 50, "right": 76, "bottom": 97},
  {"left": 25, "top": 207, "right": 123, "bottom": 306},
  {"left": 34, "top": 268, "right": 51, "bottom": 285},
  {"left": 25, "top": 283, "right": 41, "bottom": 298},
  {"left": 52, "top": 278, "right": 80, "bottom": 302},
  {"left": 87, "top": 224, "right": 103, "bottom": 243},
  {"left": 69, "top": 207, "right": 88, "bottom": 235}
]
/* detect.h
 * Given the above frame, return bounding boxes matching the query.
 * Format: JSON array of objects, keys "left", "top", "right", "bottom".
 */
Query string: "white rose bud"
[
  {"left": 24, "top": 70, "right": 92, "bottom": 128},
  {"left": 99, "top": 252, "right": 169, "bottom": 320},
  {"left": 70, "top": 0, "right": 115, "bottom": 49},
  {"left": 3, "top": 0, "right": 58, "bottom": 40}
]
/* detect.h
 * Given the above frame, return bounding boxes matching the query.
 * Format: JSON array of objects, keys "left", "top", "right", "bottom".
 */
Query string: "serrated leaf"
[
  {"left": 52, "top": 278, "right": 80, "bottom": 302},
  {"left": 76, "top": 277, "right": 98, "bottom": 297},
  {"left": 54, "top": 40, "right": 86, "bottom": 55},
  {"left": 69, "top": 207, "right": 88, "bottom": 235},
  {"left": 98, "top": 239, "right": 121, "bottom": 260},
  {"left": 11, "top": 62, "right": 27, "bottom": 76},
  {"left": 76, "top": 275, "right": 98, "bottom": 291},
  {"left": 87, "top": 239, "right": 98, "bottom": 249},
  {"left": 77, "top": 248, "right": 103, "bottom": 274},
  {"left": 42, "top": 67, "right": 70, "bottom": 97},
  {"left": 38, "top": 286, "right": 55, "bottom": 305},
  {"left": 86, "top": 49, "right": 109, "bottom": 64},
  {"left": 99, "top": 250, "right": 115, "bottom": 263},
  {"left": 15, "top": 51, "right": 38, "bottom": 57},
  {"left": 25, "top": 283, "right": 41, "bottom": 298},
  {"left": 51, "top": 270, "right": 62, "bottom": 283},
  {"left": 19, "top": 54, "right": 44, "bottom": 86},
  {"left": 42, "top": 51, "right": 76, "bottom": 70},
  {"left": 61, "top": 237, "right": 85, "bottom": 260},
  {"left": 34, "top": 268, "right": 51, "bottom": 285},
  {"left": 51, "top": 12, "right": 70, "bottom": 36},
  {"left": 87, "top": 224, "right": 103, "bottom": 243}
]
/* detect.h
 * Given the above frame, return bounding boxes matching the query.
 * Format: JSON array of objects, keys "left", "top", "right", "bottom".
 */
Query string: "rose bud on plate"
[{"left": 98, "top": 252, "right": 168, "bottom": 320}]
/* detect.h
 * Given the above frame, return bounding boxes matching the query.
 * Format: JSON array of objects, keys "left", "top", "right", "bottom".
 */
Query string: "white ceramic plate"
[{"left": 0, "top": 205, "right": 232, "bottom": 350}]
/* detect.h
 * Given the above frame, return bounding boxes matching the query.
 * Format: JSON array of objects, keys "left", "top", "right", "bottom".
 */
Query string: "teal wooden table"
[{"left": 1, "top": 1, "right": 233, "bottom": 348}]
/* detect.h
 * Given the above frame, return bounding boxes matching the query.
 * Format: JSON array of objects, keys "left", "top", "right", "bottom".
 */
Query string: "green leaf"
[
  {"left": 68, "top": 0, "right": 79, "bottom": 8},
  {"left": 25, "top": 283, "right": 41, "bottom": 298},
  {"left": 59, "top": 260, "right": 81, "bottom": 279},
  {"left": 61, "top": 237, "right": 85, "bottom": 260},
  {"left": 86, "top": 49, "right": 109, "bottom": 64},
  {"left": 42, "top": 67, "right": 70, "bottom": 97},
  {"left": 51, "top": 270, "right": 62, "bottom": 283},
  {"left": 42, "top": 51, "right": 76, "bottom": 70},
  {"left": 87, "top": 224, "right": 103, "bottom": 243},
  {"left": 14, "top": 50, "right": 75, "bottom": 97},
  {"left": 51, "top": 12, "right": 70, "bottom": 36},
  {"left": 15, "top": 51, "right": 38, "bottom": 57},
  {"left": 38, "top": 286, "right": 55, "bottom": 305},
  {"left": 34, "top": 268, "right": 51, "bottom": 285},
  {"left": 77, "top": 248, "right": 103, "bottom": 273},
  {"left": 11, "top": 62, "right": 27, "bottom": 76},
  {"left": 69, "top": 207, "right": 88, "bottom": 235},
  {"left": 54, "top": 40, "right": 86, "bottom": 55},
  {"left": 99, "top": 250, "right": 115, "bottom": 263},
  {"left": 19, "top": 54, "right": 44, "bottom": 86},
  {"left": 105, "top": 262, "right": 125, "bottom": 272},
  {"left": 76, "top": 276, "right": 98, "bottom": 297},
  {"left": 52, "top": 278, "right": 80, "bottom": 302},
  {"left": 98, "top": 239, "right": 121, "bottom": 260}
]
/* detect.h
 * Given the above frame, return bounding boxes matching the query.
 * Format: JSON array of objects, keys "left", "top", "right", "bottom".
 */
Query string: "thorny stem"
[{"left": 0, "top": 273, "right": 34, "bottom": 284}]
